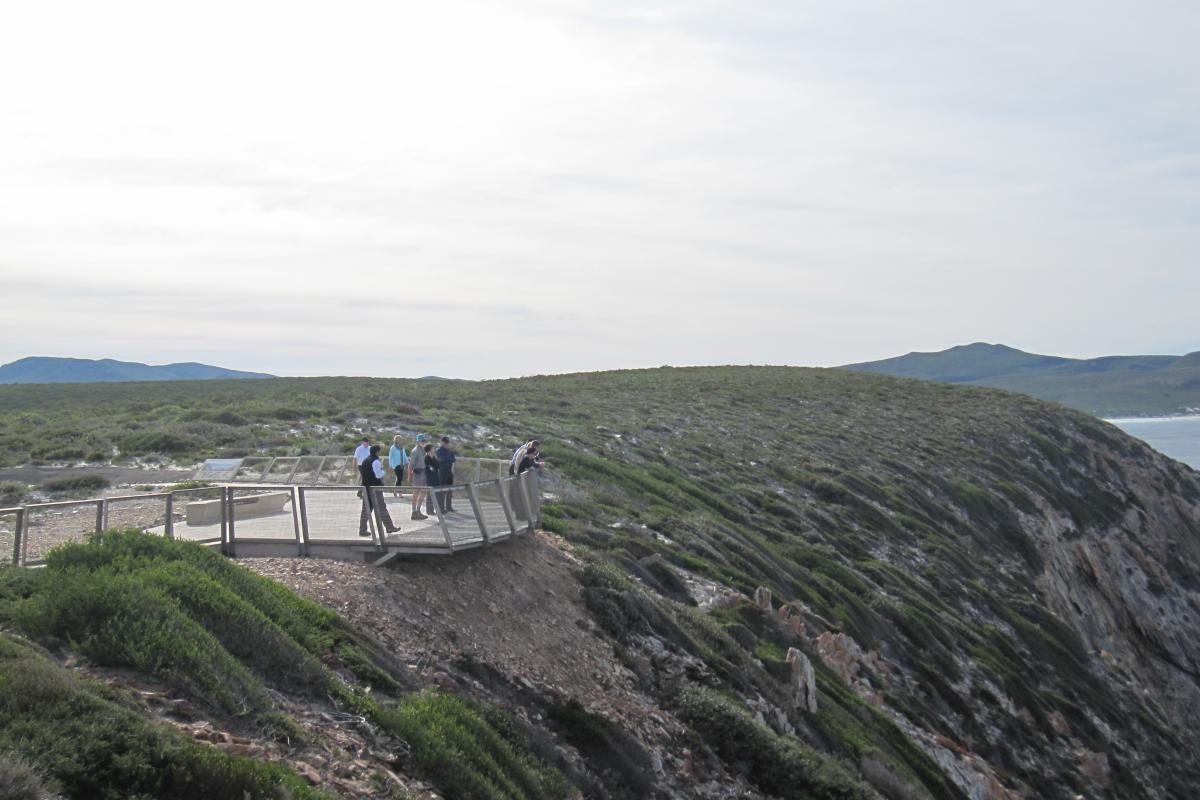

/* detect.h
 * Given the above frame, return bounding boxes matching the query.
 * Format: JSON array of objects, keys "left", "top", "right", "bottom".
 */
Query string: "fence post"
[
  {"left": 94, "top": 500, "right": 104, "bottom": 534},
  {"left": 223, "top": 487, "right": 235, "bottom": 555},
  {"left": 496, "top": 478, "right": 518, "bottom": 535},
  {"left": 164, "top": 494, "right": 174, "bottom": 540},
  {"left": 432, "top": 489, "right": 455, "bottom": 553},
  {"left": 219, "top": 488, "right": 227, "bottom": 545},
  {"left": 466, "top": 483, "right": 489, "bottom": 544},
  {"left": 289, "top": 487, "right": 304, "bottom": 556},
  {"left": 369, "top": 487, "right": 386, "bottom": 551},
  {"left": 296, "top": 487, "right": 311, "bottom": 556},
  {"left": 11, "top": 508, "right": 23, "bottom": 566}
]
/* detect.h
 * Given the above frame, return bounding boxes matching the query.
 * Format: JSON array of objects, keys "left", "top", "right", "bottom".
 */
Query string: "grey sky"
[{"left": 1, "top": 0, "right": 1197, "bottom": 378}]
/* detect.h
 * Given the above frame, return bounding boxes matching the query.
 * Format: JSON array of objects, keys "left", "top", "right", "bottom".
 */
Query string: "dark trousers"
[
  {"left": 439, "top": 470, "right": 454, "bottom": 510},
  {"left": 427, "top": 472, "right": 441, "bottom": 513},
  {"left": 359, "top": 486, "right": 395, "bottom": 535},
  {"left": 393, "top": 466, "right": 405, "bottom": 486}
]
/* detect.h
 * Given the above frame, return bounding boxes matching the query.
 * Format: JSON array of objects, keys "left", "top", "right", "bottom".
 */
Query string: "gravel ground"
[{"left": 245, "top": 533, "right": 686, "bottom": 747}]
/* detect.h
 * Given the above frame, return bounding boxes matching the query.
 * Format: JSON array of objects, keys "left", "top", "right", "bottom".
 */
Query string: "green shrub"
[
  {"left": 545, "top": 698, "right": 654, "bottom": 799},
  {"left": 677, "top": 687, "right": 879, "bottom": 800},
  {"left": 120, "top": 431, "right": 200, "bottom": 455},
  {"left": 0, "top": 633, "right": 328, "bottom": 800},
  {"left": 0, "top": 750, "right": 54, "bottom": 799},
  {"left": 0, "top": 481, "right": 27, "bottom": 507},
  {"left": 374, "top": 691, "right": 570, "bottom": 800},
  {"left": 41, "top": 474, "right": 110, "bottom": 494},
  {"left": 7, "top": 530, "right": 406, "bottom": 713}
]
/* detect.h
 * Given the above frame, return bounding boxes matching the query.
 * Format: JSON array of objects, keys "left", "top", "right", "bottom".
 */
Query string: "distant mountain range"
[
  {"left": 0, "top": 357, "right": 273, "bottom": 384},
  {"left": 842, "top": 343, "right": 1200, "bottom": 417}
]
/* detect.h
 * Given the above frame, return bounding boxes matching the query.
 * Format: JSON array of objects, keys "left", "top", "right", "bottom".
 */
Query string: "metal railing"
[
  {"left": 202, "top": 456, "right": 510, "bottom": 486},
  {"left": 2, "top": 467, "right": 542, "bottom": 566}
]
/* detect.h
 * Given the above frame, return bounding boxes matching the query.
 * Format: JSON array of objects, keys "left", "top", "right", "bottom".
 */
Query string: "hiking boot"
[
  {"left": 357, "top": 531, "right": 371, "bottom": 537},
  {"left": 385, "top": 524, "right": 401, "bottom": 534},
  {"left": 411, "top": 511, "right": 428, "bottom": 520}
]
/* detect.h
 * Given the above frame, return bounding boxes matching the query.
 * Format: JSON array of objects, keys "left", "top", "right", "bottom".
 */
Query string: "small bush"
[
  {"left": 120, "top": 431, "right": 199, "bottom": 455},
  {"left": 0, "top": 750, "right": 54, "bottom": 800},
  {"left": 375, "top": 691, "right": 570, "bottom": 800},
  {"left": 0, "top": 633, "right": 327, "bottom": 800},
  {"left": 41, "top": 474, "right": 109, "bottom": 494},
  {"left": 677, "top": 687, "right": 879, "bottom": 800},
  {"left": 860, "top": 753, "right": 931, "bottom": 800},
  {"left": 0, "top": 482, "right": 27, "bottom": 507},
  {"left": 545, "top": 699, "right": 654, "bottom": 799}
]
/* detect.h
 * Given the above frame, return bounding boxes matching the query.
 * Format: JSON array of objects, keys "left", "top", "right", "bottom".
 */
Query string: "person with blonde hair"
[{"left": 389, "top": 434, "right": 409, "bottom": 487}]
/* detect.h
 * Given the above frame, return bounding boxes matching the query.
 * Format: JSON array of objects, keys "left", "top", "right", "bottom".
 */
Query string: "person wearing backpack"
[{"left": 359, "top": 444, "right": 400, "bottom": 537}]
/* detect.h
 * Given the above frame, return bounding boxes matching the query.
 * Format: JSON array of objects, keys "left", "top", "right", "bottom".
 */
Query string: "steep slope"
[
  {"left": 0, "top": 356, "right": 273, "bottom": 384},
  {"left": 480, "top": 367, "right": 1200, "bottom": 798}
]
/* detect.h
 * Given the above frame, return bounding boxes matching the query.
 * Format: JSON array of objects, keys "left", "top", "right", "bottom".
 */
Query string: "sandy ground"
[{"left": 0, "top": 464, "right": 195, "bottom": 486}]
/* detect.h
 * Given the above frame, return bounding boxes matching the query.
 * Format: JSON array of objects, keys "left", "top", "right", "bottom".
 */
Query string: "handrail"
[{"left": 5, "top": 469, "right": 543, "bottom": 566}]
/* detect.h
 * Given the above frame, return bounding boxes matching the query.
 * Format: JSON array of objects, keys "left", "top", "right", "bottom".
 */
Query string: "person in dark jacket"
[
  {"left": 359, "top": 445, "right": 400, "bottom": 537},
  {"left": 435, "top": 436, "right": 457, "bottom": 511},
  {"left": 423, "top": 443, "right": 444, "bottom": 514}
]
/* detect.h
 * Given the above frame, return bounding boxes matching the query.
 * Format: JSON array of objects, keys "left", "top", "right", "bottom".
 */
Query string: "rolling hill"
[
  {"left": 0, "top": 356, "right": 273, "bottom": 384},
  {"left": 842, "top": 343, "right": 1200, "bottom": 416}
]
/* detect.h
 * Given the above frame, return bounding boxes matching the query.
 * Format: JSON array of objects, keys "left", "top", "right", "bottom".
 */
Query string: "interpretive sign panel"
[{"left": 193, "top": 458, "right": 243, "bottom": 481}]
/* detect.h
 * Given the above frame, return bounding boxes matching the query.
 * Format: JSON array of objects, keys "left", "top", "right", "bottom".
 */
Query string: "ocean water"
[{"left": 1107, "top": 416, "right": 1200, "bottom": 470}]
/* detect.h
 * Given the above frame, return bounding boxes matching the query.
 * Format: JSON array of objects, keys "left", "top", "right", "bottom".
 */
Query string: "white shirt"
[
  {"left": 353, "top": 443, "right": 370, "bottom": 465},
  {"left": 371, "top": 459, "right": 386, "bottom": 480},
  {"left": 511, "top": 443, "right": 529, "bottom": 467}
]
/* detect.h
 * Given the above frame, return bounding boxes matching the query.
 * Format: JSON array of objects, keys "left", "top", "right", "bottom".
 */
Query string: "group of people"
[
  {"left": 352, "top": 434, "right": 543, "bottom": 538},
  {"left": 353, "top": 434, "right": 459, "bottom": 535}
]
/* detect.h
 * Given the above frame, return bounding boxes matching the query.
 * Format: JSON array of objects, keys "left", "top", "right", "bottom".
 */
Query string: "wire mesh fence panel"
[
  {"left": 301, "top": 487, "right": 375, "bottom": 542},
  {"left": 227, "top": 487, "right": 298, "bottom": 541},
  {"left": 170, "top": 487, "right": 226, "bottom": 543},
  {"left": 432, "top": 486, "right": 487, "bottom": 549},
  {"left": 234, "top": 458, "right": 273, "bottom": 482},
  {"left": 525, "top": 471, "right": 543, "bottom": 526},
  {"left": 0, "top": 509, "right": 18, "bottom": 565},
  {"left": 502, "top": 474, "right": 537, "bottom": 531},
  {"left": 21, "top": 500, "right": 103, "bottom": 565},
  {"left": 103, "top": 494, "right": 169, "bottom": 536},
  {"left": 290, "top": 456, "right": 325, "bottom": 485},
  {"left": 364, "top": 487, "right": 449, "bottom": 549},
  {"left": 263, "top": 458, "right": 300, "bottom": 483},
  {"left": 317, "top": 456, "right": 353, "bottom": 485},
  {"left": 472, "top": 480, "right": 515, "bottom": 540},
  {"left": 334, "top": 459, "right": 361, "bottom": 485}
]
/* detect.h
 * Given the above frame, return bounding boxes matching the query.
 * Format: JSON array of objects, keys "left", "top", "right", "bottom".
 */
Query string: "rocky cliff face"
[{"left": 513, "top": 367, "right": 1200, "bottom": 799}]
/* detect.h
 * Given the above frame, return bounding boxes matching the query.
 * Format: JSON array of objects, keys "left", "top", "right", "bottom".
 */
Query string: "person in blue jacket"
[
  {"left": 435, "top": 435, "right": 457, "bottom": 511},
  {"left": 389, "top": 435, "right": 409, "bottom": 491}
]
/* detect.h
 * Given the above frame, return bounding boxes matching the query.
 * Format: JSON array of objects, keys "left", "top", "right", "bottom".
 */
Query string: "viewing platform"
[{"left": 0, "top": 457, "right": 543, "bottom": 567}]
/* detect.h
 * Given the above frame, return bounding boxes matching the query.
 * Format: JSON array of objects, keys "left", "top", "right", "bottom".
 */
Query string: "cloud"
[{"left": 0, "top": 0, "right": 1196, "bottom": 376}]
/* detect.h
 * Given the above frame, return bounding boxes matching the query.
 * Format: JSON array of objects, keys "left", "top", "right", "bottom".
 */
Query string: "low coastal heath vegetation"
[
  {"left": 40, "top": 473, "right": 110, "bottom": 494},
  {"left": 0, "top": 530, "right": 571, "bottom": 800},
  {"left": 0, "top": 366, "right": 1195, "bottom": 797}
]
